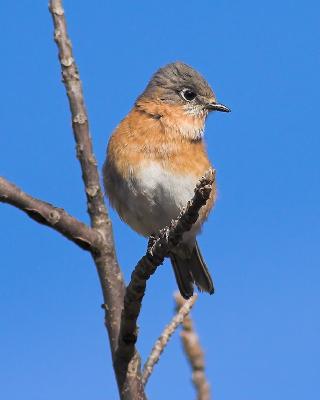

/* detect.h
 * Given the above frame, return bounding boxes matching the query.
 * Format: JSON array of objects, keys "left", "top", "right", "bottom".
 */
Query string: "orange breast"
[{"left": 107, "top": 106, "right": 212, "bottom": 177}]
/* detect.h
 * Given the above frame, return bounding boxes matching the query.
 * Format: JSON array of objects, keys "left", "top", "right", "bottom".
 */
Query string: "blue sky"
[{"left": 0, "top": 1, "right": 319, "bottom": 399}]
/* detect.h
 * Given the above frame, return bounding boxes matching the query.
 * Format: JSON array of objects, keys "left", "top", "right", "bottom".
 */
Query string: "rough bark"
[{"left": 0, "top": 177, "right": 101, "bottom": 251}]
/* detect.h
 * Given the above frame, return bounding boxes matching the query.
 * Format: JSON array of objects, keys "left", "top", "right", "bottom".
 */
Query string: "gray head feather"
[{"left": 137, "top": 62, "right": 215, "bottom": 105}]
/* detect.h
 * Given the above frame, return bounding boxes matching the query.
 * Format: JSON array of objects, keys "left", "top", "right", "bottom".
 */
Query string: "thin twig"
[
  {"left": 115, "top": 169, "right": 215, "bottom": 372},
  {"left": 0, "top": 177, "right": 101, "bottom": 251},
  {"left": 48, "top": 2, "right": 145, "bottom": 399},
  {"left": 142, "top": 293, "right": 198, "bottom": 385},
  {"left": 175, "top": 293, "right": 211, "bottom": 400}
]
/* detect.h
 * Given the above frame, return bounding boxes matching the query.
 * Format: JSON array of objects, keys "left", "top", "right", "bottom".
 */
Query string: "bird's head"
[{"left": 136, "top": 62, "right": 230, "bottom": 140}]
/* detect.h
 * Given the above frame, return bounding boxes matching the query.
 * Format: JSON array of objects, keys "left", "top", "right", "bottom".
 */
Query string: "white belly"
[{"left": 105, "top": 161, "right": 199, "bottom": 237}]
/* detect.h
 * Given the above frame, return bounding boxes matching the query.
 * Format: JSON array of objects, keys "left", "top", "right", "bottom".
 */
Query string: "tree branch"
[
  {"left": 175, "top": 293, "right": 211, "bottom": 400},
  {"left": 48, "top": 1, "right": 146, "bottom": 399},
  {"left": 142, "top": 293, "right": 198, "bottom": 386},
  {"left": 0, "top": 176, "right": 101, "bottom": 251},
  {"left": 49, "top": 0, "right": 106, "bottom": 231},
  {"left": 115, "top": 169, "right": 215, "bottom": 377}
]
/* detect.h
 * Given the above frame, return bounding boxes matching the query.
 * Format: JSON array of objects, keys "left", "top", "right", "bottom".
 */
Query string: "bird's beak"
[{"left": 206, "top": 102, "right": 231, "bottom": 113}]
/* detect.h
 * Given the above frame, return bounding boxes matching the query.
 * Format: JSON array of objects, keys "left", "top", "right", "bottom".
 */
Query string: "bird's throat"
[{"left": 135, "top": 101, "right": 206, "bottom": 141}]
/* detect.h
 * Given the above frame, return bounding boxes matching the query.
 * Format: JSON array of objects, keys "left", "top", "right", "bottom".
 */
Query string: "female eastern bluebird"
[{"left": 103, "top": 62, "right": 229, "bottom": 299}]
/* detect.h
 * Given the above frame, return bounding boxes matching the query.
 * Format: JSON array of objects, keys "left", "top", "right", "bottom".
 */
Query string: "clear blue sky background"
[{"left": 0, "top": 1, "right": 319, "bottom": 399}]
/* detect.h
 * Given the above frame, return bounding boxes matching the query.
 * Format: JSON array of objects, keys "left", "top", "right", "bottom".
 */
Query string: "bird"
[{"left": 103, "top": 62, "right": 230, "bottom": 299}]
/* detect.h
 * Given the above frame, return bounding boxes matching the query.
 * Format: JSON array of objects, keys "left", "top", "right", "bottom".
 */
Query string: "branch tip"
[{"left": 142, "top": 292, "right": 198, "bottom": 385}]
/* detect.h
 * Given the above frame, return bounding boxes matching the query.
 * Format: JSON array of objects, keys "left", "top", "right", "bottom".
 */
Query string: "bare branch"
[
  {"left": 175, "top": 293, "right": 211, "bottom": 400},
  {"left": 49, "top": 2, "right": 145, "bottom": 399},
  {"left": 49, "top": 0, "right": 107, "bottom": 231},
  {"left": 142, "top": 293, "right": 198, "bottom": 386},
  {"left": 115, "top": 169, "right": 215, "bottom": 374},
  {"left": 0, "top": 176, "right": 101, "bottom": 251}
]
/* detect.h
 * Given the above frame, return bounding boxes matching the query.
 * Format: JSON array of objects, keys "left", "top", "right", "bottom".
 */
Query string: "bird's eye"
[{"left": 181, "top": 89, "right": 197, "bottom": 102}]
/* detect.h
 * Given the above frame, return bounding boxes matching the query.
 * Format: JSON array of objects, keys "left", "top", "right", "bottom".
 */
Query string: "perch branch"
[
  {"left": 115, "top": 169, "right": 215, "bottom": 373},
  {"left": 142, "top": 293, "right": 198, "bottom": 385},
  {"left": 175, "top": 293, "right": 211, "bottom": 400},
  {"left": 0, "top": 177, "right": 101, "bottom": 251},
  {"left": 49, "top": 1, "right": 145, "bottom": 399}
]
